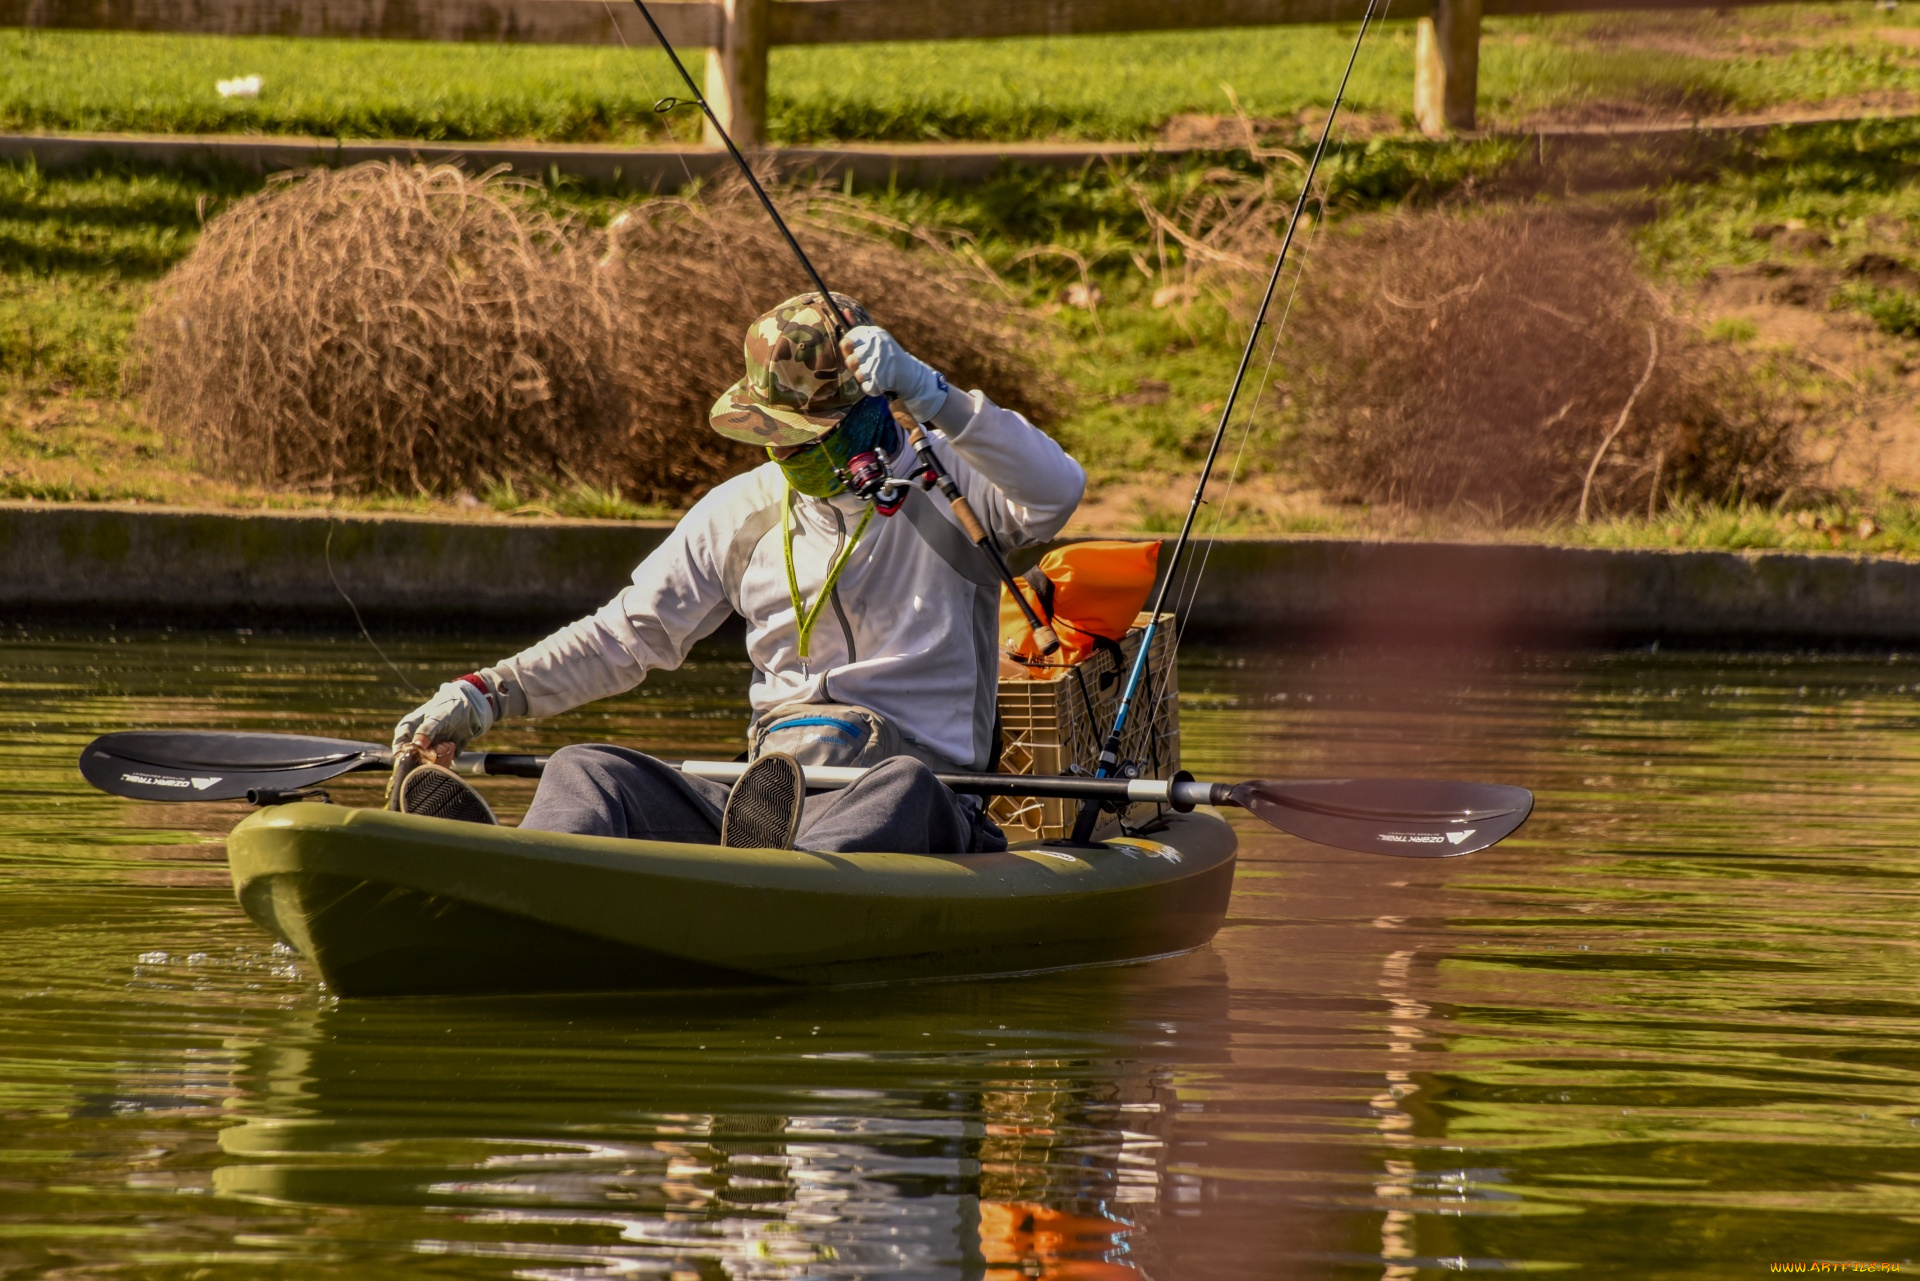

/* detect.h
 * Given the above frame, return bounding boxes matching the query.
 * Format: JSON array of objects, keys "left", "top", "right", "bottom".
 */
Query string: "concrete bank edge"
[
  {"left": 8, "top": 504, "right": 1920, "bottom": 645},
  {"left": 14, "top": 113, "right": 1919, "bottom": 190},
  {"left": 0, "top": 132, "right": 1176, "bottom": 189}
]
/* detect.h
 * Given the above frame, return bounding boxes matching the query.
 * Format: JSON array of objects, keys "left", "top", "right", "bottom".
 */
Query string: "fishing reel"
[{"left": 838, "top": 450, "right": 911, "bottom": 517}]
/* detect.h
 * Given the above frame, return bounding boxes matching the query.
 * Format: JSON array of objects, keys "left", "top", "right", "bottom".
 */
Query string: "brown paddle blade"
[{"left": 1225, "top": 778, "right": 1533, "bottom": 857}]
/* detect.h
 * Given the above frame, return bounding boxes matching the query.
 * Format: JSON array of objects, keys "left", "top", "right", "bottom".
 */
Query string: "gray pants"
[{"left": 519, "top": 745, "right": 1007, "bottom": 855}]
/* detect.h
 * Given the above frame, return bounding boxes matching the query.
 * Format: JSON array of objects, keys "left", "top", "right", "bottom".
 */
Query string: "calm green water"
[{"left": 4, "top": 628, "right": 1920, "bottom": 1278}]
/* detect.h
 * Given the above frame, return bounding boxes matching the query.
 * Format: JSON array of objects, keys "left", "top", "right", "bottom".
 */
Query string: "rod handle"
[
  {"left": 1003, "top": 572, "right": 1062, "bottom": 656},
  {"left": 947, "top": 492, "right": 990, "bottom": 544},
  {"left": 889, "top": 400, "right": 1057, "bottom": 655},
  {"left": 891, "top": 401, "right": 929, "bottom": 453}
]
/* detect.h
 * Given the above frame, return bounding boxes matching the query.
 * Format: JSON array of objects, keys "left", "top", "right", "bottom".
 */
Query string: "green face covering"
[
  {"left": 769, "top": 395, "right": 896, "bottom": 499},
  {"left": 774, "top": 438, "right": 848, "bottom": 498}
]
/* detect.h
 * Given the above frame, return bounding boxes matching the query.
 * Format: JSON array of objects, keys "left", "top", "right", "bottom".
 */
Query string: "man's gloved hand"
[
  {"left": 391, "top": 677, "right": 496, "bottom": 758},
  {"left": 841, "top": 326, "right": 949, "bottom": 422}
]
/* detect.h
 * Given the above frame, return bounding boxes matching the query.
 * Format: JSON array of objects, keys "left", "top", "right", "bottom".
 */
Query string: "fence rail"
[{"left": 0, "top": 0, "right": 1811, "bottom": 143}]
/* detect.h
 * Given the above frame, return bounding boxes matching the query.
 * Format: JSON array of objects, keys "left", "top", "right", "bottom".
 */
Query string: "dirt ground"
[
  {"left": 1689, "top": 259, "right": 1920, "bottom": 492},
  {"left": 1060, "top": 256, "right": 1920, "bottom": 531}
]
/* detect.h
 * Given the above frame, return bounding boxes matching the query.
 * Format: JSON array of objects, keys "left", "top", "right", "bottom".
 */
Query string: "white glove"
[
  {"left": 841, "top": 325, "right": 949, "bottom": 422},
  {"left": 391, "top": 678, "right": 495, "bottom": 754}
]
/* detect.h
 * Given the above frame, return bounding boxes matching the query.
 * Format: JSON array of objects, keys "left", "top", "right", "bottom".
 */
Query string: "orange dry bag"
[{"left": 1000, "top": 540, "right": 1161, "bottom": 669}]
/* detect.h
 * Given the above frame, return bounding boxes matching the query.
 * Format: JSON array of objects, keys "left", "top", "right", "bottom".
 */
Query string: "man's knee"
[
  {"left": 852, "top": 754, "right": 942, "bottom": 794},
  {"left": 544, "top": 743, "right": 636, "bottom": 778},
  {"left": 536, "top": 743, "right": 601, "bottom": 786}
]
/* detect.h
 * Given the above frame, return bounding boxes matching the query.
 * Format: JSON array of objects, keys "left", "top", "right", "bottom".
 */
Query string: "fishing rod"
[
  {"left": 626, "top": 0, "right": 1060, "bottom": 655},
  {"left": 1068, "top": 0, "right": 1384, "bottom": 845},
  {"left": 890, "top": 403, "right": 1062, "bottom": 654},
  {"left": 77, "top": 731, "right": 1534, "bottom": 858},
  {"left": 625, "top": 0, "right": 843, "bottom": 339}
]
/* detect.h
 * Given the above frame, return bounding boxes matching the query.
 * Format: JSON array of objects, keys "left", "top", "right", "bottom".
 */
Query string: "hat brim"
[{"left": 708, "top": 378, "right": 851, "bottom": 447}]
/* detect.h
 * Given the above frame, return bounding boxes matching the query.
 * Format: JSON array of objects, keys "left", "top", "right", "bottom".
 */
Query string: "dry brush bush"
[
  {"left": 134, "top": 163, "right": 629, "bottom": 497},
  {"left": 593, "top": 175, "right": 1054, "bottom": 487},
  {"left": 1260, "top": 208, "right": 1803, "bottom": 523},
  {"left": 132, "top": 163, "right": 1047, "bottom": 504}
]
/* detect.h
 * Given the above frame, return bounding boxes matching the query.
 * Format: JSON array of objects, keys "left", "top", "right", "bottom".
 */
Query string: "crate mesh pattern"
[{"left": 991, "top": 612, "right": 1180, "bottom": 842}]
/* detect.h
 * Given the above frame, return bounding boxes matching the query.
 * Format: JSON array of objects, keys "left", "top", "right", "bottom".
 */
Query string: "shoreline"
[{"left": 9, "top": 502, "right": 1920, "bottom": 646}]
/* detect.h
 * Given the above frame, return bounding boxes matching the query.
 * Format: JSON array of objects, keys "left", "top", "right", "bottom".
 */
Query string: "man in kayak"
[{"left": 388, "top": 293, "right": 1085, "bottom": 854}]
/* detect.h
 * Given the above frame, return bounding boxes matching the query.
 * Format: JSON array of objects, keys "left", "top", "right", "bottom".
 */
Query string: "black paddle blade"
[
  {"left": 79, "top": 731, "right": 385, "bottom": 802},
  {"left": 1228, "top": 778, "right": 1533, "bottom": 857}
]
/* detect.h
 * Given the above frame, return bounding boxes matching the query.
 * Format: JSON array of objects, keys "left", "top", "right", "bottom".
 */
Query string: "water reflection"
[
  {"left": 7, "top": 630, "right": 1920, "bottom": 1277},
  {"left": 208, "top": 960, "right": 1232, "bottom": 1278}
]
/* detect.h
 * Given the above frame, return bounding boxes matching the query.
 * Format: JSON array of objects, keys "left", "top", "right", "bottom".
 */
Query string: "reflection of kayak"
[
  {"left": 226, "top": 803, "right": 1237, "bottom": 997},
  {"left": 207, "top": 955, "right": 1235, "bottom": 1273}
]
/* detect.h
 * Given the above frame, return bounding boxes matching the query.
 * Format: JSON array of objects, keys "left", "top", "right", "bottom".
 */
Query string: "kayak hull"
[{"left": 226, "top": 803, "right": 1238, "bottom": 997}]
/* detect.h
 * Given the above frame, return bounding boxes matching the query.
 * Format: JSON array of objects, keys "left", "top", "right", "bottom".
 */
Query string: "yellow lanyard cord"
[{"left": 782, "top": 486, "right": 875, "bottom": 669}]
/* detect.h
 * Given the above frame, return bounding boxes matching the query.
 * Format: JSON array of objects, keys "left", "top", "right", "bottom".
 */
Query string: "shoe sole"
[
  {"left": 399, "top": 765, "right": 498, "bottom": 826},
  {"left": 721, "top": 754, "right": 804, "bottom": 849}
]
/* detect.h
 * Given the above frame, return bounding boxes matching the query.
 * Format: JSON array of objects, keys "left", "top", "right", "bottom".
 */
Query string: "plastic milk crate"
[{"left": 991, "top": 612, "right": 1181, "bottom": 843}]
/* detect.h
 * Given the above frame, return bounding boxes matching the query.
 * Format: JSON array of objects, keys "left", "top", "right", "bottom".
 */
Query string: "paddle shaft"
[
  {"left": 439, "top": 752, "right": 1211, "bottom": 808},
  {"left": 81, "top": 731, "right": 1531, "bottom": 855},
  {"left": 347, "top": 755, "right": 1530, "bottom": 855}
]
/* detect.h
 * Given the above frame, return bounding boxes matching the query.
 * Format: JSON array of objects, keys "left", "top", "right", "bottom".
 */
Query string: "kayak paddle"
[{"left": 78, "top": 730, "right": 1532, "bottom": 857}]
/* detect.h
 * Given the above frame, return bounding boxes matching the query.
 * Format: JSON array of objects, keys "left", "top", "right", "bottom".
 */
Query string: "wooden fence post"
[
  {"left": 1413, "top": 0, "right": 1481, "bottom": 137},
  {"left": 703, "top": 0, "right": 769, "bottom": 147}
]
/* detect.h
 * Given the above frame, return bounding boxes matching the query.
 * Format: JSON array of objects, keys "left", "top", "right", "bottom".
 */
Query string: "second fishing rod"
[
  {"left": 626, "top": 0, "right": 1060, "bottom": 658},
  {"left": 1068, "top": 0, "right": 1385, "bottom": 844}
]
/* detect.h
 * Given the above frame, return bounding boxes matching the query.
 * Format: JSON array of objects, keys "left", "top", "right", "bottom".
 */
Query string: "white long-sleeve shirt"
[{"left": 487, "top": 391, "right": 1085, "bottom": 770}]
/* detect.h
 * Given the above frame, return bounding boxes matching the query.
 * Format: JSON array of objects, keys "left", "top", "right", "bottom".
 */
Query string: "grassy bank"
[
  {"left": 6, "top": 5, "right": 1920, "bottom": 144},
  {"left": 0, "top": 140, "right": 1511, "bottom": 513},
  {"left": 13, "top": 107, "right": 1920, "bottom": 551}
]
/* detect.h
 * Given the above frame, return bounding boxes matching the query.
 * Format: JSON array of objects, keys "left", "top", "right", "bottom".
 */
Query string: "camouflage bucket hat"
[{"left": 709, "top": 292, "right": 875, "bottom": 447}]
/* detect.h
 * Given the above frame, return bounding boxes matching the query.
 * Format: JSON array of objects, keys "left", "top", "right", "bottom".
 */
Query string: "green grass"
[
  {"left": 1837, "top": 280, "right": 1920, "bottom": 337},
  {"left": 1568, "top": 495, "right": 1920, "bottom": 558},
  {"left": 0, "top": 30, "right": 704, "bottom": 144},
  {"left": 480, "top": 475, "right": 676, "bottom": 521},
  {"left": 0, "top": 24, "right": 1419, "bottom": 144},
  {"left": 0, "top": 160, "right": 257, "bottom": 396},
  {"left": 770, "top": 23, "right": 1421, "bottom": 142},
  {"left": 1643, "top": 119, "right": 1920, "bottom": 276},
  {"left": 9, "top": 5, "right": 1920, "bottom": 146},
  {"left": 0, "top": 140, "right": 1493, "bottom": 513},
  {"left": 1476, "top": 9, "right": 1920, "bottom": 122}
]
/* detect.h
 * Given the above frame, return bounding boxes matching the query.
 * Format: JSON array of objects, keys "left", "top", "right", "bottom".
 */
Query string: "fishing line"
[
  {"left": 1171, "top": 206, "right": 1325, "bottom": 642},
  {"left": 1131, "top": 216, "right": 1322, "bottom": 769},
  {"left": 1069, "top": 0, "right": 1387, "bottom": 842},
  {"left": 1142, "top": 4, "right": 1389, "bottom": 745},
  {"left": 1140, "top": 209, "right": 1326, "bottom": 741},
  {"left": 596, "top": 0, "right": 757, "bottom": 313},
  {"left": 325, "top": 520, "right": 419, "bottom": 694},
  {"left": 1172, "top": 11, "right": 1392, "bottom": 631},
  {"left": 622, "top": 0, "right": 846, "bottom": 337}
]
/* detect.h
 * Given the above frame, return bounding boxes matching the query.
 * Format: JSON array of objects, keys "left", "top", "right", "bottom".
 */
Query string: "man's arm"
[
  {"left": 926, "top": 389, "right": 1085, "bottom": 549},
  {"left": 485, "top": 486, "right": 744, "bottom": 719},
  {"left": 394, "top": 479, "right": 748, "bottom": 753}
]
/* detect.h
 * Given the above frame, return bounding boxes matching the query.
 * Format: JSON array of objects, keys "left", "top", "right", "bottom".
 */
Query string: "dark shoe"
[
  {"left": 721, "top": 753, "right": 804, "bottom": 849},
  {"left": 398, "top": 763, "right": 497, "bottom": 825}
]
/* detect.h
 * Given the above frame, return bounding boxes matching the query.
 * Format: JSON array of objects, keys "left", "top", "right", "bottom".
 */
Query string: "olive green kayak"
[{"left": 226, "top": 803, "right": 1238, "bottom": 997}]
